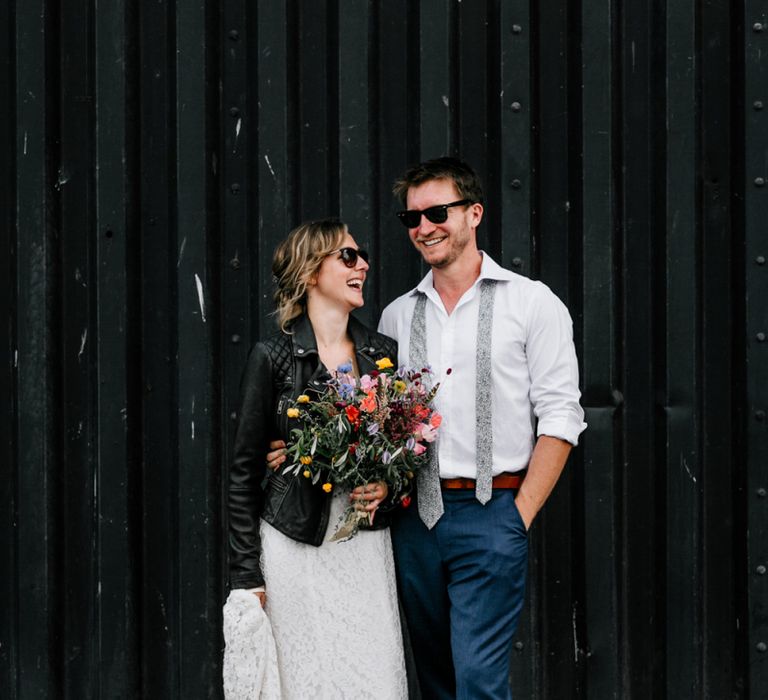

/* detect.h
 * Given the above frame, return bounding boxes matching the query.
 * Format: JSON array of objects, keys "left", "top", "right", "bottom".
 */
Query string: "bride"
[{"left": 227, "top": 218, "right": 407, "bottom": 698}]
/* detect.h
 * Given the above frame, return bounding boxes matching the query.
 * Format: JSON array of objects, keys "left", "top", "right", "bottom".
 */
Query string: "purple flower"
[
  {"left": 367, "top": 422, "right": 379, "bottom": 435},
  {"left": 338, "top": 383, "right": 355, "bottom": 400},
  {"left": 406, "top": 436, "right": 416, "bottom": 451},
  {"left": 382, "top": 450, "right": 392, "bottom": 464},
  {"left": 337, "top": 361, "right": 353, "bottom": 374}
]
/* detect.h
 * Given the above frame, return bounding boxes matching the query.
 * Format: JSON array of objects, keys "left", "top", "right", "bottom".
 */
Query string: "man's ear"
[{"left": 470, "top": 202, "right": 484, "bottom": 228}]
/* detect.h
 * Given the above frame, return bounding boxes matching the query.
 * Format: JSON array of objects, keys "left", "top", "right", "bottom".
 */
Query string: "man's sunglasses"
[
  {"left": 330, "top": 246, "right": 370, "bottom": 268},
  {"left": 396, "top": 199, "right": 473, "bottom": 228}
]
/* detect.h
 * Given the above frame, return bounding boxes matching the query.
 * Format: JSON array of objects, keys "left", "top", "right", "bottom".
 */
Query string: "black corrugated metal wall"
[{"left": 1, "top": 1, "right": 765, "bottom": 698}]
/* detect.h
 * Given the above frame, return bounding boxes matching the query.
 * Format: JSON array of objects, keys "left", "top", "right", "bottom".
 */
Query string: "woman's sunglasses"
[
  {"left": 330, "top": 246, "right": 370, "bottom": 268},
  {"left": 395, "top": 199, "right": 473, "bottom": 228}
]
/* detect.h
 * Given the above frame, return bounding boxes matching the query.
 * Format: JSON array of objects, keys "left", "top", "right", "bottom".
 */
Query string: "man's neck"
[{"left": 431, "top": 250, "right": 483, "bottom": 315}]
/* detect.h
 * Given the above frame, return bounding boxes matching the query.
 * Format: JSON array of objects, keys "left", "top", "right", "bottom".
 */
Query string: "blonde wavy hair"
[{"left": 272, "top": 218, "right": 348, "bottom": 332}]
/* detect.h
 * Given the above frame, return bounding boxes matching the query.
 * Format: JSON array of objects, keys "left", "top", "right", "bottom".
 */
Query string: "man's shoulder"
[{"left": 380, "top": 288, "right": 420, "bottom": 325}]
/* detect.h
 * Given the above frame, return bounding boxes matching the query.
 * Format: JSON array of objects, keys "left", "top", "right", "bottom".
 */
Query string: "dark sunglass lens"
[
  {"left": 423, "top": 206, "right": 449, "bottom": 225},
  {"left": 338, "top": 248, "right": 357, "bottom": 267},
  {"left": 357, "top": 249, "right": 370, "bottom": 264},
  {"left": 397, "top": 211, "right": 421, "bottom": 228}
]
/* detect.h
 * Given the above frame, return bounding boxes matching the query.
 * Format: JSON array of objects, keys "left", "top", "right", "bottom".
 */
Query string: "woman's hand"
[
  {"left": 350, "top": 481, "right": 388, "bottom": 513},
  {"left": 266, "top": 440, "right": 287, "bottom": 471}
]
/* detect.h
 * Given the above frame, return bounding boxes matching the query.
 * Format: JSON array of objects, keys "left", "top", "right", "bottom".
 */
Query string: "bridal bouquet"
[{"left": 282, "top": 357, "right": 441, "bottom": 540}]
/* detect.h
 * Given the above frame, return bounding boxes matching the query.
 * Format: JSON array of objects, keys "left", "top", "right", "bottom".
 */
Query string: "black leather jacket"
[{"left": 228, "top": 313, "right": 399, "bottom": 589}]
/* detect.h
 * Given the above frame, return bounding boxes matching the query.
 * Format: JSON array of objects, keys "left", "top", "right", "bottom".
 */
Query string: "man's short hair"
[{"left": 393, "top": 157, "right": 485, "bottom": 206}]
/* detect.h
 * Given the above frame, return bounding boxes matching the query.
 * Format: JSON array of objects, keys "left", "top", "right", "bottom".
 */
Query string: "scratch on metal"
[
  {"left": 680, "top": 454, "right": 697, "bottom": 483},
  {"left": 264, "top": 155, "right": 276, "bottom": 178},
  {"left": 177, "top": 236, "right": 187, "bottom": 268},
  {"left": 195, "top": 274, "right": 206, "bottom": 322},
  {"left": 78, "top": 329, "right": 88, "bottom": 361},
  {"left": 572, "top": 605, "right": 578, "bottom": 662}
]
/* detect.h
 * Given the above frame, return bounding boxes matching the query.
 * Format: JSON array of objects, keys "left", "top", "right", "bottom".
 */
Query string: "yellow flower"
[
  {"left": 322, "top": 483, "right": 333, "bottom": 493},
  {"left": 303, "top": 470, "right": 311, "bottom": 478},
  {"left": 393, "top": 379, "right": 407, "bottom": 393},
  {"left": 296, "top": 394, "right": 310, "bottom": 403},
  {"left": 300, "top": 455, "right": 313, "bottom": 465},
  {"left": 286, "top": 407, "right": 300, "bottom": 419},
  {"left": 376, "top": 357, "right": 394, "bottom": 370}
]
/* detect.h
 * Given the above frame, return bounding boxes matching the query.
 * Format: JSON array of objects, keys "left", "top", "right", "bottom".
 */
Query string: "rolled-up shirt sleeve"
[{"left": 526, "top": 285, "right": 587, "bottom": 446}]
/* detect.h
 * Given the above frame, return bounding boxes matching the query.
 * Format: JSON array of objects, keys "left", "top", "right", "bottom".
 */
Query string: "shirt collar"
[{"left": 410, "top": 251, "right": 513, "bottom": 297}]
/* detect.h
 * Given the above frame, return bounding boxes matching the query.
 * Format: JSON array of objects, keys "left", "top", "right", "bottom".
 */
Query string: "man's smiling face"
[{"left": 405, "top": 178, "right": 482, "bottom": 270}]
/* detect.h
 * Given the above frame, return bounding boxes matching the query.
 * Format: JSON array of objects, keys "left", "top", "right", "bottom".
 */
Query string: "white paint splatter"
[
  {"left": 191, "top": 420, "right": 195, "bottom": 440},
  {"left": 14, "top": 350, "right": 18, "bottom": 368},
  {"left": 55, "top": 169, "right": 70, "bottom": 190},
  {"left": 23, "top": 131, "right": 28, "bottom": 155},
  {"left": 78, "top": 329, "right": 88, "bottom": 361},
  {"left": 235, "top": 117, "right": 242, "bottom": 140},
  {"left": 442, "top": 95, "right": 450, "bottom": 107},
  {"left": 264, "top": 154, "right": 276, "bottom": 178},
  {"left": 195, "top": 274, "right": 206, "bottom": 322}
]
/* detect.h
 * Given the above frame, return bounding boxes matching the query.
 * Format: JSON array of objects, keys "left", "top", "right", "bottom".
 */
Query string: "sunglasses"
[
  {"left": 395, "top": 199, "right": 473, "bottom": 228},
  {"left": 330, "top": 246, "right": 370, "bottom": 268}
]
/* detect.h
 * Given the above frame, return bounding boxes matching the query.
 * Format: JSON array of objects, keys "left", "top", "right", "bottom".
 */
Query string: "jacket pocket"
[{"left": 261, "top": 472, "right": 291, "bottom": 521}]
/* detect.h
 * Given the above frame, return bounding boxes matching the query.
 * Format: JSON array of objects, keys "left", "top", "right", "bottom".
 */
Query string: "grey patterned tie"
[
  {"left": 409, "top": 293, "right": 444, "bottom": 528},
  {"left": 409, "top": 280, "right": 498, "bottom": 526},
  {"left": 474, "top": 279, "right": 497, "bottom": 504}
]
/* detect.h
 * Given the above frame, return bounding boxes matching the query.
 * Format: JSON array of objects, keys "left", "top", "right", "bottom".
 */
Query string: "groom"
[{"left": 378, "top": 157, "right": 586, "bottom": 699}]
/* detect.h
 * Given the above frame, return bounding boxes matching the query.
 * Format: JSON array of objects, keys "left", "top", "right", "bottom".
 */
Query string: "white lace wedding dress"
[{"left": 259, "top": 491, "right": 408, "bottom": 699}]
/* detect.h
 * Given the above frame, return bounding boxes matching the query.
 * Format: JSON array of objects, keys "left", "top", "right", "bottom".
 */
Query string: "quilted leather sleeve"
[{"left": 228, "top": 341, "right": 276, "bottom": 589}]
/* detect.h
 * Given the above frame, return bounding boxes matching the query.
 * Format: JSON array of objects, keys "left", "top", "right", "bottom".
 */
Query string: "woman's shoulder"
[{"left": 247, "top": 328, "right": 293, "bottom": 368}]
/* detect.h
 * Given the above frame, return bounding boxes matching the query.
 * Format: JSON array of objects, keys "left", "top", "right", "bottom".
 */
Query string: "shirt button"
[
  {"left": 297, "top": 348, "right": 304, "bottom": 354},
  {"left": 369, "top": 347, "right": 375, "bottom": 353}
]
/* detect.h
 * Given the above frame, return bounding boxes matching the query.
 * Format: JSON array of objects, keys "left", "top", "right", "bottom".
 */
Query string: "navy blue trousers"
[{"left": 391, "top": 489, "right": 528, "bottom": 700}]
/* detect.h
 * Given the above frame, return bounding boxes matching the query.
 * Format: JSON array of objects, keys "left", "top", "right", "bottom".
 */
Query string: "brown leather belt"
[{"left": 440, "top": 471, "right": 526, "bottom": 490}]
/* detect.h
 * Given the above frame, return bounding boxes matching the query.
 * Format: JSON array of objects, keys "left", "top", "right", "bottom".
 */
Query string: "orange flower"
[
  {"left": 322, "top": 483, "right": 333, "bottom": 493},
  {"left": 360, "top": 390, "right": 376, "bottom": 413}
]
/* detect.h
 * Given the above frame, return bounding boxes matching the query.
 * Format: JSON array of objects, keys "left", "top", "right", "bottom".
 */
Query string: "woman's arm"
[{"left": 228, "top": 343, "right": 274, "bottom": 589}]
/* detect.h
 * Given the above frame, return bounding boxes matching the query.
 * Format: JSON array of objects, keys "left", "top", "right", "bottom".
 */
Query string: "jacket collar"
[{"left": 289, "top": 313, "right": 384, "bottom": 359}]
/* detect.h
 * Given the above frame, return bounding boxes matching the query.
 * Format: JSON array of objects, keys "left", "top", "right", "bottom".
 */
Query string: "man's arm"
[{"left": 514, "top": 435, "right": 572, "bottom": 530}]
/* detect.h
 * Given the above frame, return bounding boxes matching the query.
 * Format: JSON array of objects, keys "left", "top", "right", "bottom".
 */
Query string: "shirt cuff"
[{"left": 536, "top": 413, "right": 587, "bottom": 446}]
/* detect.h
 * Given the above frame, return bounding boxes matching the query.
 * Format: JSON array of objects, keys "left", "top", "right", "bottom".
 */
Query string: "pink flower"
[
  {"left": 412, "top": 442, "right": 427, "bottom": 456},
  {"left": 360, "top": 374, "right": 375, "bottom": 392},
  {"left": 419, "top": 423, "right": 438, "bottom": 443}
]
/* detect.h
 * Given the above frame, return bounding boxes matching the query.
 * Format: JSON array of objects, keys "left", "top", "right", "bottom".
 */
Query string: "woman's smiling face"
[{"left": 309, "top": 231, "right": 370, "bottom": 312}]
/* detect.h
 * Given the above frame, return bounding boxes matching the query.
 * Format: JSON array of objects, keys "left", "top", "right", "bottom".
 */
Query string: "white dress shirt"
[{"left": 378, "top": 252, "right": 587, "bottom": 480}]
